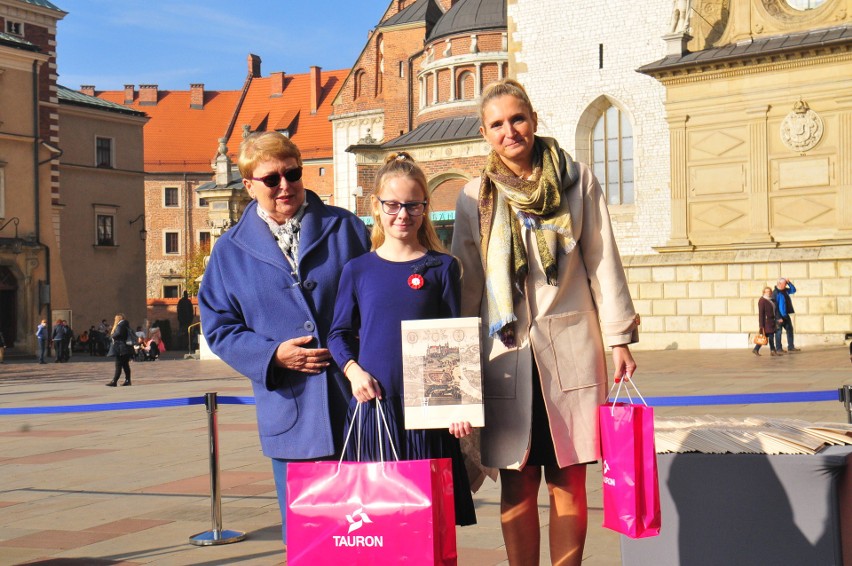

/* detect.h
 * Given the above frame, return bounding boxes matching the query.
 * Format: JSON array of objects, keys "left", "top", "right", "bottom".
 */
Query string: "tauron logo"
[
  {"left": 602, "top": 459, "right": 615, "bottom": 486},
  {"left": 333, "top": 507, "right": 384, "bottom": 548},
  {"left": 346, "top": 508, "right": 373, "bottom": 534}
]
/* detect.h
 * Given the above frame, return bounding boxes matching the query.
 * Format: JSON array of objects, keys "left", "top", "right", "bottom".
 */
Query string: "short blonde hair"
[
  {"left": 238, "top": 132, "right": 302, "bottom": 179},
  {"left": 478, "top": 78, "right": 535, "bottom": 125},
  {"left": 370, "top": 152, "right": 446, "bottom": 253}
]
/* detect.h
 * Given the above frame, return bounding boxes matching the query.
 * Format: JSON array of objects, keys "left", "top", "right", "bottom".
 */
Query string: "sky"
[{"left": 56, "top": 1, "right": 390, "bottom": 92}]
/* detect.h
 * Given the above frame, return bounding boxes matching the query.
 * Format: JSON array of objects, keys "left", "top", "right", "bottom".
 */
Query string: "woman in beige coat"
[{"left": 452, "top": 79, "right": 639, "bottom": 565}]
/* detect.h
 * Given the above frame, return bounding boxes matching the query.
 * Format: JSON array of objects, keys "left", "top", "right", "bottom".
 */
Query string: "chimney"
[
  {"left": 124, "top": 84, "right": 135, "bottom": 104},
  {"left": 139, "top": 84, "right": 159, "bottom": 106},
  {"left": 248, "top": 54, "right": 262, "bottom": 78},
  {"left": 310, "top": 66, "right": 322, "bottom": 114},
  {"left": 190, "top": 83, "right": 205, "bottom": 109},
  {"left": 270, "top": 72, "right": 285, "bottom": 97},
  {"left": 80, "top": 85, "right": 95, "bottom": 97}
]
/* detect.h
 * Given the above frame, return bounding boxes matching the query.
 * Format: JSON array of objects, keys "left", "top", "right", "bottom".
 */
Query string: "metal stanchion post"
[
  {"left": 839, "top": 385, "right": 852, "bottom": 424},
  {"left": 189, "top": 392, "right": 246, "bottom": 546}
]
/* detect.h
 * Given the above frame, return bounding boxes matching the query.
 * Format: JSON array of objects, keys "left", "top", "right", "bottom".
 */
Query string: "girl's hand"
[
  {"left": 346, "top": 363, "right": 382, "bottom": 403},
  {"left": 449, "top": 421, "right": 472, "bottom": 439}
]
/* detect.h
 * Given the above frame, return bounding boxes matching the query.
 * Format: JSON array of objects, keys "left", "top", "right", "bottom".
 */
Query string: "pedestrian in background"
[
  {"left": 753, "top": 286, "right": 781, "bottom": 357},
  {"left": 51, "top": 319, "right": 66, "bottom": 363},
  {"left": 106, "top": 314, "right": 133, "bottom": 387},
  {"left": 773, "top": 278, "right": 800, "bottom": 352},
  {"left": 36, "top": 319, "right": 48, "bottom": 364},
  {"left": 0, "top": 331, "right": 5, "bottom": 364}
]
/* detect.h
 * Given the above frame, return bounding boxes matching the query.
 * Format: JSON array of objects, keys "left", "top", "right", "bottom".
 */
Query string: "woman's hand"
[
  {"left": 612, "top": 344, "right": 637, "bottom": 382},
  {"left": 346, "top": 363, "right": 382, "bottom": 403},
  {"left": 449, "top": 421, "right": 472, "bottom": 439},
  {"left": 273, "top": 335, "right": 331, "bottom": 374}
]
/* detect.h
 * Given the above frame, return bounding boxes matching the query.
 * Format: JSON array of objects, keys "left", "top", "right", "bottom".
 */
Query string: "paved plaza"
[{"left": 0, "top": 345, "right": 850, "bottom": 565}]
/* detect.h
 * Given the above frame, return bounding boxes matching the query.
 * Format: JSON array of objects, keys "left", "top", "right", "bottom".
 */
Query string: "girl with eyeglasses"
[{"left": 328, "top": 151, "right": 477, "bottom": 527}]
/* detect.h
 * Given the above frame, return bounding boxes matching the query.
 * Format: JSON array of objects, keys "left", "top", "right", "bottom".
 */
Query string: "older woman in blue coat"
[{"left": 198, "top": 132, "right": 370, "bottom": 544}]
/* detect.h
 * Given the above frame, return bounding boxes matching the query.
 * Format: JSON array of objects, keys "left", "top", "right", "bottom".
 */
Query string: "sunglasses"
[{"left": 250, "top": 167, "right": 303, "bottom": 188}]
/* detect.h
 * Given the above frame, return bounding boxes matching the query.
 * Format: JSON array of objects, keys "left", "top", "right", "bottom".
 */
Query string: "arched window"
[
  {"left": 456, "top": 71, "right": 474, "bottom": 100},
  {"left": 592, "top": 105, "right": 634, "bottom": 205},
  {"left": 353, "top": 70, "right": 366, "bottom": 100}
]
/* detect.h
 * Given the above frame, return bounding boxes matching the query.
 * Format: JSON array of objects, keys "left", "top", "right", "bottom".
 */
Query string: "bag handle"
[
  {"left": 339, "top": 398, "right": 400, "bottom": 464},
  {"left": 607, "top": 374, "right": 648, "bottom": 415}
]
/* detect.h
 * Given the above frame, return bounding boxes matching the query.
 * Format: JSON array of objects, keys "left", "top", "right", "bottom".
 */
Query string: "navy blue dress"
[{"left": 328, "top": 250, "right": 476, "bottom": 526}]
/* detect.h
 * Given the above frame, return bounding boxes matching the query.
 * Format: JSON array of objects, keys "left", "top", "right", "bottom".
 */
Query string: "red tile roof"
[
  {"left": 224, "top": 69, "right": 347, "bottom": 162},
  {"left": 92, "top": 67, "right": 347, "bottom": 173},
  {"left": 96, "top": 88, "right": 241, "bottom": 173}
]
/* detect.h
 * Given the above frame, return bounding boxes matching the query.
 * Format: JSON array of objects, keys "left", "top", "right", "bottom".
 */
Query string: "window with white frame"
[
  {"left": 95, "top": 137, "right": 113, "bottom": 168},
  {"left": 786, "top": 0, "right": 826, "bottom": 9},
  {"left": 93, "top": 205, "right": 117, "bottom": 246},
  {"left": 319, "top": 167, "right": 326, "bottom": 177},
  {"left": 197, "top": 195, "right": 209, "bottom": 207},
  {"left": 164, "top": 231, "right": 180, "bottom": 254},
  {"left": 591, "top": 105, "right": 634, "bottom": 206},
  {"left": 164, "top": 187, "right": 179, "bottom": 207},
  {"left": 5, "top": 20, "right": 23, "bottom": 36}
]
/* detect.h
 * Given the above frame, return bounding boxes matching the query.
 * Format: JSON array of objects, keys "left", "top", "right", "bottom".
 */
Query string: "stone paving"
[{"left": 0, "top": 346, "right": 850, "bottom": 565}]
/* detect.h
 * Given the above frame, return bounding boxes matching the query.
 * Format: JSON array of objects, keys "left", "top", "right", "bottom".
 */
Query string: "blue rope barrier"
[
  {"left": 0, "top": 390, "right": 838, "bottom": 416},
  {"left": 0, "top": 397, "right": 206, "bottom": 415},
  {"left": 635, "top": 390, "right": 838, "bottom": 407}
]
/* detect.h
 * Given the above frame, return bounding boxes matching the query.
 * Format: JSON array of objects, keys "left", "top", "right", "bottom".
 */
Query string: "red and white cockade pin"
[{"left": 408, "top": 274, "right": 424, "bottom": 290}]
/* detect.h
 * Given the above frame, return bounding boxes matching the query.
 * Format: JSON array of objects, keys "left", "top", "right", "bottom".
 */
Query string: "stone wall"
[
  {"left": 625, "top": 245, "right": 852, "bottom": 350},
  {"left": 508, "top": 0, "right": 673, "bottom": 256}
]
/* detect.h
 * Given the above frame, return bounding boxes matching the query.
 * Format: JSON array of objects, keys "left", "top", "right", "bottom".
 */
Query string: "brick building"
[
  {"left": 331, "top": 0, "right": 508, "bottom": 245},
  {"left": 89, "top": 56, "right": 346, "bottom": 306}
]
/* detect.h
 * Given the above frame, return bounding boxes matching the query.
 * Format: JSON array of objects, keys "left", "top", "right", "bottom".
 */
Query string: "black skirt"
[{"left": 526, "top": 363, "right": 558, "bottom": 467}]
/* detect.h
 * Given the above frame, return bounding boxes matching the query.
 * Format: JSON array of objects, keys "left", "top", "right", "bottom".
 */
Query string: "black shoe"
[
  {"left": 121, "top": 381, "right": 131, "bottom": 386},
  {"left": 788, "top": 347, "right": 801, "bottom": 352},
  {"left": 106, "top": 381, "right": 117, "bottom": 387}
]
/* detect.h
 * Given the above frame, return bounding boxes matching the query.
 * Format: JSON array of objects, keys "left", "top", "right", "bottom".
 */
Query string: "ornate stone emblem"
[{"left": 780, "top": 99, "right": 823, "bottom": 152}]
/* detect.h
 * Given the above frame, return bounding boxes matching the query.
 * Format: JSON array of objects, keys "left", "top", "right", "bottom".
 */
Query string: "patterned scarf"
[
  {"left": 256, "top": 202, "right": 308, "bottom": 268},
  {"left": 478, "top": 136, "right": 577, "bottom": 347}
]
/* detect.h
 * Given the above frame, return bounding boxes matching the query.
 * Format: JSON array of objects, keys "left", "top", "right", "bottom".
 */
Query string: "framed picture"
[{"left": 401, "top": 317, "right": 484, "bottom": 429}]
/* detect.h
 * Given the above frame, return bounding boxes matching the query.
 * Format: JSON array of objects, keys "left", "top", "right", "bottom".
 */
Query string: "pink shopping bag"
[
  {"left": 286, "top": 457, "right": 457, "bottom": 565},
  {"left": 599, "top": 377, "right": 661, "bottom": 538}
]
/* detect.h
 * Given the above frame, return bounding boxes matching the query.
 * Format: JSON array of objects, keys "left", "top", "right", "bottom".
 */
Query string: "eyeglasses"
[
  {"left": 378, "top": 198, "right": 427, "bottom": 216},
  {"left": 250, "top": 167, "right": 303, "bottom": 188}
]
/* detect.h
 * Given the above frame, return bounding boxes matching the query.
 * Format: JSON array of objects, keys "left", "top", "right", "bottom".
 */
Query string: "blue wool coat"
[{"left": 198, "top": 193, "right": 370, "bottom": 460}]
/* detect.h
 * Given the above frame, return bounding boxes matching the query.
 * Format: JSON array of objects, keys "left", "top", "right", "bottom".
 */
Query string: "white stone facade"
[
  {"left": 331, "top": 111, "right": 384, "bottom": 213},
  {"left": 507, "top": 1, "right": 852, "bottom": 348},
  {"left": 508, "top": 0, "right": 673, "bottom": 256}
]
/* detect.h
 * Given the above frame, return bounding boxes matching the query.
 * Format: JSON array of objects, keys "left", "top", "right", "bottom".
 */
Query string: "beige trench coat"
[{"left": 452, "top": 154, "right": 638, "bottom": 470}]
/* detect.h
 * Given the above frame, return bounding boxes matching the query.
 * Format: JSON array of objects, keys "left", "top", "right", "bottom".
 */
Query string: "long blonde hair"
[
  {"left": 370, "top": 152, "right": 446, "bottom": 253},
  {"left": 111, "top": 313, "right": 125, "bottom": 335}
]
